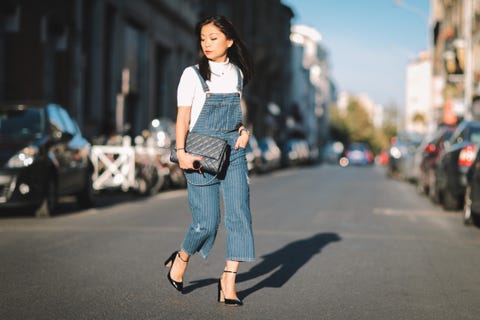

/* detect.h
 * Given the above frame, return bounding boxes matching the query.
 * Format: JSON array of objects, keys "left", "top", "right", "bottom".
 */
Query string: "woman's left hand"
[{"left": 234, "top": 132, "right": 249, "bottom": 150}]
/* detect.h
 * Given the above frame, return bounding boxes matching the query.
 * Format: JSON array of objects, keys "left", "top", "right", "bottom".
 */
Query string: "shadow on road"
[{"left": 184, "top": 232, "right": 341, "bottom": 298}]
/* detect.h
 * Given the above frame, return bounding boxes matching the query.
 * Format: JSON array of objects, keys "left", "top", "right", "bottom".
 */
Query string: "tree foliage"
[
  {"left": 412, "top": 111, "right": 426, "bottom": 124},
  {"left": 328, "top": 97, "right": 397, "bottom": 154}
]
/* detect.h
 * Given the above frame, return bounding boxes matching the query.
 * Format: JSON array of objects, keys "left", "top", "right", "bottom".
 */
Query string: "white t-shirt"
[{"left": 177, "top": 59, "right": 242, "bottom": 130}]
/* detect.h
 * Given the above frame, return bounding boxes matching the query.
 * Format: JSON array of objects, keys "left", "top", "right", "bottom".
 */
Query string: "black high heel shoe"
[
  {"left": 164, "top": 251, "right": 188, "bottom": 292},
  {"left": 217, "top": 270, "right": 243, "bottom": 306}
]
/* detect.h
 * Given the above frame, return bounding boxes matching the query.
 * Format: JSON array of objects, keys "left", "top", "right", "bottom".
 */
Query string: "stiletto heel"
[
  {"left": 164, "top": 251, "right": 177, "bottom": 268},
  {"left": 217, "top": 279, "right": 223, "bottom": 302},
  {"left": 164, "top": 251, "right": 189, "bottom": 292},
  {"left": 217, "top": 270, "right": 243, "bottom": 306}
]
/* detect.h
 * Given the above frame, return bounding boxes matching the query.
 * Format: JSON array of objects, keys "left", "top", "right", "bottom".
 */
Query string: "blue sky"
[{"left": 282, "top": 0, "right": 430, "bottom": 108}]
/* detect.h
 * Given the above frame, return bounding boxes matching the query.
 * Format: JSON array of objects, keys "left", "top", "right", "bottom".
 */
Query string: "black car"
[
  {"left": 433, "top": 120, "right": 480, "bottom": 210},
  {"left": 0, "top": 102, "right": 94, "bottom": 217},
  {"left": 464, "top": 148, "right": 480, "bottom": 225},
  {"left": 417, "top": 125, "right": 455, "bottom": 198}
]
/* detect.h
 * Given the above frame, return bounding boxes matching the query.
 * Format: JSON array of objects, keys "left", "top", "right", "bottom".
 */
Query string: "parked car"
[
  {"left": 386, "top": 132, "right": 423, "bottom": 179},
  {"left": 399, "top": 134, "right": 424, "bottom": 182},
  {"left": 386, "top": 136, "right": 405, "bottom": 177},
  {"left": 464, "top": 149, "right": 480, "bottom": 225},
  {"left": 245, "top": 134, "right": 262, "bottom": 174},
  {"left": 148, "top": 118, "right": 176, "bottom": 149},
  {"left": 339, "top": 142, "right": 374, "bottom": 167},
  {"left": 323, "top": 141, "right": 344, "bottom": 164},
  {"left": 282, "top": 138, "right": 310, "bottom": 167},
  {"left": 433, "top": 120, "right": 480, "bottom": 210},
  {"left": 146, "top": 118, "right": 186, "bottom": 189},
  {"left": 140, "top": 118, "right": 187, "bottom": 189},
  {"left": 307, "top": 143, "right": 320, "bottom": 165},
  {"left": 416, "top": 125, "right": 455, "bottom": 197},
  {"left": 257, "top": 137, "right": 282, "bottom": 173},
  {"left": 0, "top": 102, "right": 94, "bottom": 217}
]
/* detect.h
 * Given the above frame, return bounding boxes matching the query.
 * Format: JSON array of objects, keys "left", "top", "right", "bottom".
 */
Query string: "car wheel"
[
  {"left": 35, "top": 179, "right": 57, "bottom": 218},
  {"left": 442, "top": 187, "right": 460, "bottom": 211},
  {"left": 77, "top": 173, "right": 95, "bottom": 209},
  {"left": 147, "top": 167, "right": 164, "bottom": 196},
  {"left": 135, "top": 176, "right": 149, "bottom": 196},
  {"left": 464, "top": 185, "right": 474, "bottom": 225}
]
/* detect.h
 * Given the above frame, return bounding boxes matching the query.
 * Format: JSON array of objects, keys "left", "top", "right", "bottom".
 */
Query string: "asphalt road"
[{"left": 1, "top": 164, "right": 480, "bottom": 320}]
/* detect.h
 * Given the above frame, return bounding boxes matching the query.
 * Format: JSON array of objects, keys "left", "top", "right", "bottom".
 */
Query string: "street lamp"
[
  {"left": 393, "top": 0, "right": 429, "bottom": 23},
  {"left": 393, "top": 0, "right": 430, "bottom": 49}
]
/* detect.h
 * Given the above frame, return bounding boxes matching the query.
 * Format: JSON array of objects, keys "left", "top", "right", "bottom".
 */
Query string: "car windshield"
[
  {"left": 0, "top": 107, "right": 45, "bottom": 138},
  {"left": 349, "top": 143, "right": 368, "bottom": 151}
]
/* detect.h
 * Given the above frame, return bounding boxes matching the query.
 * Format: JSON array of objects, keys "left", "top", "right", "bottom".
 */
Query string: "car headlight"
[
  {"left": 6, "top": 147, "right": 38, "bottom": 168},
  {"left": 389, "top": 147, "right": 402, "bottom": 159}
]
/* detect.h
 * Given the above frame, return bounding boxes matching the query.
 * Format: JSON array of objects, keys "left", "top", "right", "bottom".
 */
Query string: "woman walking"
[{"left": 164, "top": 15, "right": 255, "bottom": 306}]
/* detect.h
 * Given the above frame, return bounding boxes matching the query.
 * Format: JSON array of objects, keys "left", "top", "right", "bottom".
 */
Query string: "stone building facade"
[
  {"left": 431, "top": 0, "right": 480, "bottom": 123},
  {"left": 289, "top": 24, "right": 333, "bottom": 152},
  {"left": 1, "top": 0, "right": 315, "bottom": 144},
  {"left": 0, "top": 0, "right": 201, "bottom": 138},
  {"left": 200, "top": 0, "right": 294, "bottom": 139}
]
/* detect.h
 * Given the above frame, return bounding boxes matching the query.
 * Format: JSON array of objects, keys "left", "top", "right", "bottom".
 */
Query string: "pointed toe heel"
[
  {"left": 217, "top": 271, "right": 243, "bottom": 307},
  {"left": 164, "top": 251, "right": 189, "bottom": 293},
  {"left": 167, "top": 271, "right": 183, "bottom": 292}
]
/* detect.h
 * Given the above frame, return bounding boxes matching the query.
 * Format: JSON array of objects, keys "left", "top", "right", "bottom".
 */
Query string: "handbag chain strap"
[{"left": 184, "top": 172, "right": 218, "bottom": 186}]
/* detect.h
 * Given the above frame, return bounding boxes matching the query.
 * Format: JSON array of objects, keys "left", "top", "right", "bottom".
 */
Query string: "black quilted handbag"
[{"left": 170, "top": 132, "right": 228, "bottom": 175}]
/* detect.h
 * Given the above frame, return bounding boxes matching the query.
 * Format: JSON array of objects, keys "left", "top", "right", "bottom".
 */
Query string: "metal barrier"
[
  {"left": 91, "top": 144, "right": 136, "bottom": 191},
  {"left": 90, "top": 136, "right": 171, "bottom": 192}
]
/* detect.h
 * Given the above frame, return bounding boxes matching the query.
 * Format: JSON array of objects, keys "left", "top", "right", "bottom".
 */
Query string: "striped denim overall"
[{"left": 180, "top": 66, "right": 255, "bottom": 262}]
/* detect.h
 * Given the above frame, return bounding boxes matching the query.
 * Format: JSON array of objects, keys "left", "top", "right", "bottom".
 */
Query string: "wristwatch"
[{"left": 239, "top": 127, "right": 250, "bottom": 136}]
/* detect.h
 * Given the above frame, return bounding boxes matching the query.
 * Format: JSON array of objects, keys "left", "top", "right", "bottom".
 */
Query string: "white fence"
[
  {"left": 91, "top": 144, "right": 136, "bottom": 191},
  {"left": 90, "top": 136, "right": 170, "bottom": 192}
]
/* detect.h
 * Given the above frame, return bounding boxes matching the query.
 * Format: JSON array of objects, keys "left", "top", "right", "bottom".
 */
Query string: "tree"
[
  {"left": 344, "top": 98, "right": 373, "bottom": 143},
  {"left": 328, "top": 97, "right": 397, "bottom": 154},
  {"left": 328, "top": 103, "right": 349, "bottom": 144}
]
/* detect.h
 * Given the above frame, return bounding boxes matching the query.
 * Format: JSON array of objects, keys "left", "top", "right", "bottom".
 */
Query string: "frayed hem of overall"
[
  {"left": 180, "top": 247, "right": 196, "bottom": 258},
  {"left": 226, "top": 257, "right": 256, "bottom": 262},
  {"left": 198, "top": 248, "right": 210, "bottom": 259},
  {"left": 180, "top": 247, "right": 213, "bottom": 260}
]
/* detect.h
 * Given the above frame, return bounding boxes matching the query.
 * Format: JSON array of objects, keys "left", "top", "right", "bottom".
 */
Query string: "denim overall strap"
[
  {"left": 191, "top": 65, "right": 242, "bottom": 93},
  {"left": 191, "top": 66, "right": 210, "bottom": 93},
  {"left": 180, "top": 64, "right": 254, "bottom": 261},
  {"left": 235, "top": 66, "right": 243, "bottom": 92},
  {"left": 184, "top": 65, "right": 243, "bottom": 187},
  {"left": 191, "top": 65, "right": 242, "bottom": 134}
]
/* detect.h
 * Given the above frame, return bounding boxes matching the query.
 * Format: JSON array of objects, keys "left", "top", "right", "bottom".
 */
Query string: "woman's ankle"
[{"left": 177, "top": 251, "right": 189, "bottom": 263}]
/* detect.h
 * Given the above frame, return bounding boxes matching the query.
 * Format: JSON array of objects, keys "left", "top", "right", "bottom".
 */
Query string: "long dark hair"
[{"left": 195, "top": 15, "right": 254, "bottom": 86}]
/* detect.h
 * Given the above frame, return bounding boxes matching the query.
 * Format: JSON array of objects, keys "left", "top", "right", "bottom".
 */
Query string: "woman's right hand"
[{"left": 177, "top": 150, "right": 204, "bottom": 171}]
